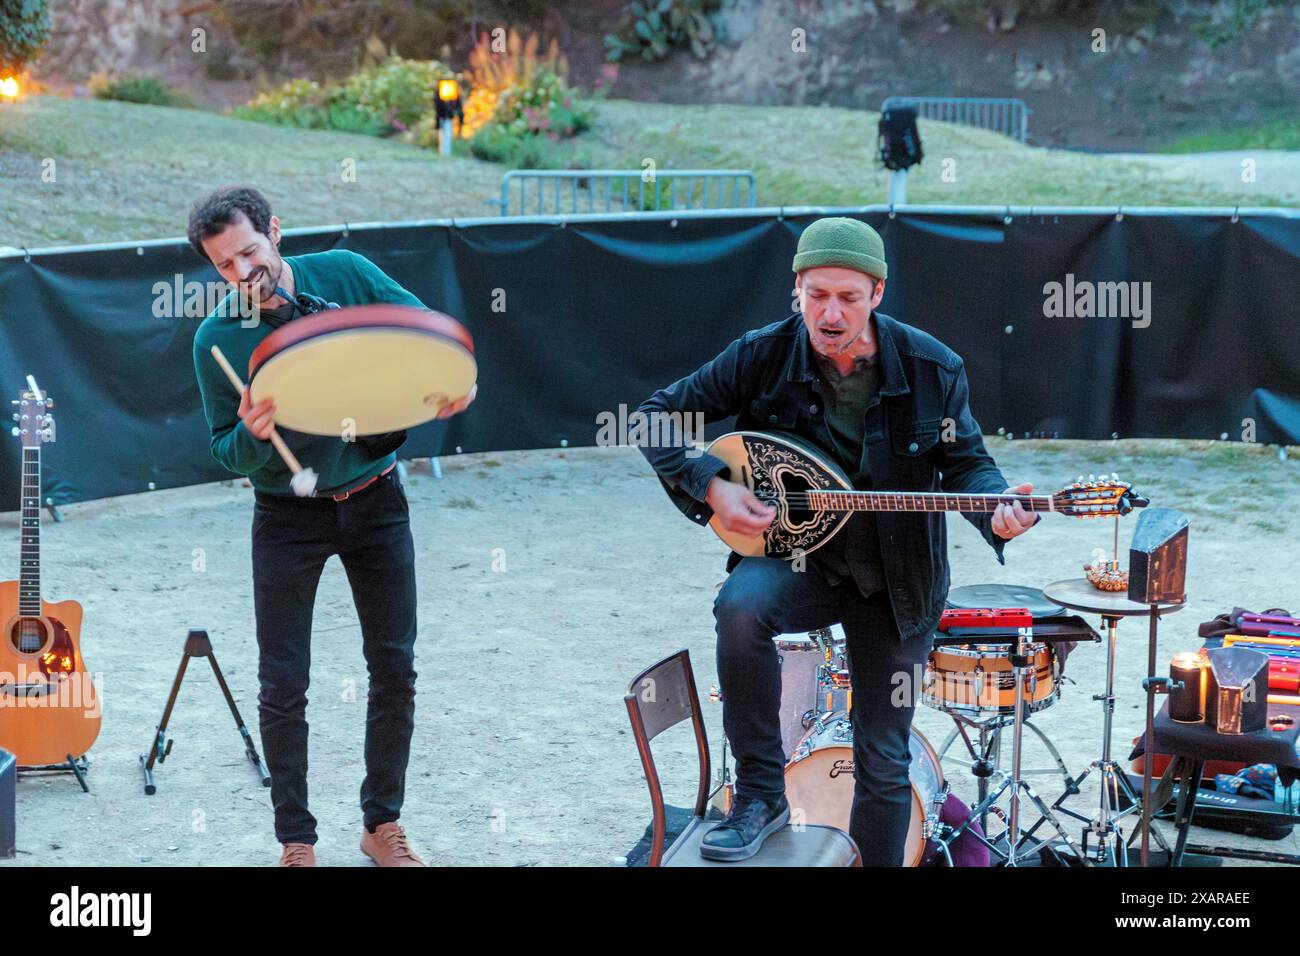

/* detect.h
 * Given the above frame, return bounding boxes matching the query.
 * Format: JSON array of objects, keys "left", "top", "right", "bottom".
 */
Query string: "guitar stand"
[
  {"left": 140, "top": 629, "right": 270, "bottom": 795},
  {"left": 17, "top": 754, "right": 90, "bottom": 792}
]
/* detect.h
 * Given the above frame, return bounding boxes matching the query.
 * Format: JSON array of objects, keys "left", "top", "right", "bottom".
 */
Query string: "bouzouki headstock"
[
  {"left": 11, "top": 377, "right": 55, "bottom": 449},
  {"left": 1052, "top": 473, "right": 1149, "bottom": 518}
]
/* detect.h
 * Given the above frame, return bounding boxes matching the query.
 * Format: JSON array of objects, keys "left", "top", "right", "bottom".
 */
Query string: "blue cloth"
[{"left": 1215, "top": 763, "right": 1277, "bottom": 801}]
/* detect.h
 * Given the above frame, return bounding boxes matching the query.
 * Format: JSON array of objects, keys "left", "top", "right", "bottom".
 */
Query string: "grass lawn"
[
  {"left": 1164, "top": 116, "right": 1300, "bottom": 153},
  {"left": 1, "top": 94, "right": 1294, "bottom": 250}
]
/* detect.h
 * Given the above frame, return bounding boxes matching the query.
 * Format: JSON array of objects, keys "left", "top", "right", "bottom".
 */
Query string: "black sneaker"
[{"left": 699, "top": 795, "right": 791, "bottom": 862}]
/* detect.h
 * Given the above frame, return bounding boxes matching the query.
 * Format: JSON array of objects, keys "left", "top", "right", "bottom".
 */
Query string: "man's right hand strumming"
[
  {"left": 238, "top": 385, "right": 277, "bottom": 441},
  {"left": 705, "top": 476, "right": 777, "bottom": 535}
]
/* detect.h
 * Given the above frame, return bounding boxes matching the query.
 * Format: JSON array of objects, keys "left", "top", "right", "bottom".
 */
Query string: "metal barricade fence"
[
  {"left": 489, "top": 169, "right": 757, "bottom": 216},
  {"left": 881, "top": 96, "right": 1031, "bottom": 143}
]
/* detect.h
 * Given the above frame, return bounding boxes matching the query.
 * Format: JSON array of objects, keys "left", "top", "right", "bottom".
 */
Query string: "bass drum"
[{"left": 783, "top": 716, "right": 944, "bottom": 867}]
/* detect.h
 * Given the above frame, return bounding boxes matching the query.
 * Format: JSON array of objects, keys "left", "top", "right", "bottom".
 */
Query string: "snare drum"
[
  {"left": 923, "top": 641, "right": 1060, "bottom": 717},
  {"left": 783, "top": 716, "right": 945, "bottom": 867}
]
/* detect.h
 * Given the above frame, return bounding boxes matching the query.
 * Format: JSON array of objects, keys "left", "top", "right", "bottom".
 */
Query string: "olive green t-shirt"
[
  {"left": 819, "top": 353, "right": 880, "bottom": 474},
  {"left": 812, "top": 352, "right": 885, "bottom": 598}
]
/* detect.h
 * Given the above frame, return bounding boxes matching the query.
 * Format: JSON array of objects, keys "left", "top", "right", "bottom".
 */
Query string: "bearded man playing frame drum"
[
  {"left": 638, "top": 217, "right": 1038, "bottom": 865},
  {"left": 189, "top": 185, "right": 475, "bottom": 867}
]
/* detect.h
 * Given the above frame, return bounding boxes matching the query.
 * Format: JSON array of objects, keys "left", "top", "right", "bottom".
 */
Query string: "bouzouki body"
[{"left": 705, "top": 431, "right": 854, "bottom": 558}]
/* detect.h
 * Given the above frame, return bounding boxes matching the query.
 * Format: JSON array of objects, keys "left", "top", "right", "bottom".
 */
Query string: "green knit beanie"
[{"left": 792, "top": 217, "right": 887, "bottom": 281}]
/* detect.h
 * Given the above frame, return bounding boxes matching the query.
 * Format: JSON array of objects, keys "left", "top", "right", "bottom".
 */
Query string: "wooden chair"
[{"left": 625, "top": 649, "right": 860, "bottom": 867}]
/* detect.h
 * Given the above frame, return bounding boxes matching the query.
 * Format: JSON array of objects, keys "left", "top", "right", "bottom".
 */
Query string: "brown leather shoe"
[
  {"left": 278, "top": 843, "right": 316, "bottom": 867},
  {"left": 361, "top": 822, "right": 425, "bottom": 867}
]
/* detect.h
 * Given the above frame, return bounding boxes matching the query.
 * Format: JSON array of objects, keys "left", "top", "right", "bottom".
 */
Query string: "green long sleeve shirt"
[{"left": 192, "top": 249, "right": 427, "bottom": 495}]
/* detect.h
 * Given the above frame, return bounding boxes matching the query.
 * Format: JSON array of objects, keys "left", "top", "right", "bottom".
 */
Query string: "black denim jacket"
[{"left": 637, "top": 311, "right": 1012, "bottom": 642}]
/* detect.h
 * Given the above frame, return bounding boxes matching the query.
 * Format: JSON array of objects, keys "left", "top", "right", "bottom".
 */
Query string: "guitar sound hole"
[
  {"left": 779, "top": 472, "right": 818, "bottom": 523},
  {"left": 7, "top": 617, "right": 72, "bottom": 675}
]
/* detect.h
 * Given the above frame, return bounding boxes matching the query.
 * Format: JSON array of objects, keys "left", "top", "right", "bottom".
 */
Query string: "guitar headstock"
[
  {"left": 1052, "top": 472, "right": 1149, "bottom": 518},
  {"left": 11, "top": 378, "right": 55, "bottom": 449}
]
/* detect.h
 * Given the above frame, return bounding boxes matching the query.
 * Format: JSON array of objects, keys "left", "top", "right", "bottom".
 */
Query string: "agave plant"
[{"left": 604, "top": 0, "right": 718, "bottom": 62}]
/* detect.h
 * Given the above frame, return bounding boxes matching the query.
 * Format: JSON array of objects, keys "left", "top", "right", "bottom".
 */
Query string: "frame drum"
[{"left": 248, "top": 305, "right": 476, "bottom": 436}]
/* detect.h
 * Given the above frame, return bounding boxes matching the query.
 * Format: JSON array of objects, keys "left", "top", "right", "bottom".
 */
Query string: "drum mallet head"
[{"left": 290, "top": 467, "right": 319, "bottom": 497}]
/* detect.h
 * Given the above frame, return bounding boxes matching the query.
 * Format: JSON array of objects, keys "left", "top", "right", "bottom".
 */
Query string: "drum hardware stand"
[
  {"left": 139, "top": 629, "right": 271, "bottom": 795},
  {"left": 939, "top": 710, "right": 1073, "bottom": 832},
  {"left": 1048, "top": 609, "right": 1172, "bottom": 866},
  {"left": 1045, "top": 511, "right": 1186, "bottom": 867},
  {"left": 707, "top": 684, "right": 733, "bottom": 815},
  {"left": 940, "top": 625, "right": 1091, "bottom": 867},
  {"left": 1137, "top": 667, "right": 1173, "bottom": 867}
]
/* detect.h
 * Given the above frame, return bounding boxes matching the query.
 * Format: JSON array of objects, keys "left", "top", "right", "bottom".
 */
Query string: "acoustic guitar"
[
  {"left": 0, "top": 383, "right": 100, "bottom": 765},
  {"left": 703, "top": 430, "right": 1149, "bottom": 559}
]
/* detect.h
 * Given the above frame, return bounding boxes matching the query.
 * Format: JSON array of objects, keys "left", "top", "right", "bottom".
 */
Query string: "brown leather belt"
[{"left": 323, "top": 462, "right": 396, "bottom": 501}]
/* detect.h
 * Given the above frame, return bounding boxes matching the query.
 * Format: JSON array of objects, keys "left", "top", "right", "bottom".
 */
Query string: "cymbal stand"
[{"left": 1050, "top": 611, "right": 1171, "bottom": 865}]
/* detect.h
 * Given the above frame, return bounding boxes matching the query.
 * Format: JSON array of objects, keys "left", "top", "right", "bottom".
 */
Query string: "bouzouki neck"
[{"left": 791, "top": 490, "right": 1056, "bottom": 513}]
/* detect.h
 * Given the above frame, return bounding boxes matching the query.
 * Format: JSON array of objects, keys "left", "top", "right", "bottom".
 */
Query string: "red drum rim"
[{"left": 248, "top": 304, "right": 474, "bottom": 379}]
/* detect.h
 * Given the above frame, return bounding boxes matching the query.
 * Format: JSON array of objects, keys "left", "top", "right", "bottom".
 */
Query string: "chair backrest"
[{"left": 624, "top": 649, "right": 712, "bottom": 867}]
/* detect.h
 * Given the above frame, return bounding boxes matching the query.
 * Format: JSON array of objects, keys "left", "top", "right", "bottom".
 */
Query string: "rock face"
[
  {"left": 32, "top": 0, "right": 243, "bottom": 88},
  {"left": 591, "top": 0, "right": 1300, "bottom": 149},
  {"left": 27, "top": 0, "right": 1299, "bottom": 149}
]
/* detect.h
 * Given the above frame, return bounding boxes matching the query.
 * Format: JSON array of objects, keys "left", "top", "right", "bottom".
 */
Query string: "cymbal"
[
  {"left": 946, "top": 583, "right": 1064, "bottom": 619},
  {"left": 1043, "top": 578, "right": 1185, "bottom": 617}
]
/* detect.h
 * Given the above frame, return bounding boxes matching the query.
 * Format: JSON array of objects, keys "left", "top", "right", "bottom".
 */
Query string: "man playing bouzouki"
[{"left": 637, "top": 217, "right": 1038, "bottom": 865}]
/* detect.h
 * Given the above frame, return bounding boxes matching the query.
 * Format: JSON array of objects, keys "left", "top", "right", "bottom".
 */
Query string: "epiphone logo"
[{"left": 829, "top": 759, "right": 855, "bottom": 778}]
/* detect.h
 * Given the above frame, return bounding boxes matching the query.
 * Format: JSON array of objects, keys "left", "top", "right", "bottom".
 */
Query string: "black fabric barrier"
[{"left": 1, "top": 208, "right": 1298, "bottom": 507}]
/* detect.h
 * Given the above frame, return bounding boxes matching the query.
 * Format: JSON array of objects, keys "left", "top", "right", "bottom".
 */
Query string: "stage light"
[{"left": 433, "top": 78, "right": 464, "bottom": 158}]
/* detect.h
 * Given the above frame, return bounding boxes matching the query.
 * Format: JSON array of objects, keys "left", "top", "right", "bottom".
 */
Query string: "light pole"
[{"left": 436, "top": 79, "right": 463, "bottom": 157}]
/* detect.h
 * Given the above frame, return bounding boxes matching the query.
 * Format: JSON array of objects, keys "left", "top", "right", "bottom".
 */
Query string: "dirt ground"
[{"left": 1, "top": 437, "right": 1297, "bottom": 867}]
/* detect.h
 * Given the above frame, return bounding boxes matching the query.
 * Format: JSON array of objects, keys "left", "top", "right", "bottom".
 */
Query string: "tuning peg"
[
  {"left": 1076, "top": 475, "right": 1084, "bottom": 484},
  {"left": 9, "top": 427, "right": 18, "bottom": 437},
  {"left": 10, "top": 413, "right": 17, "bottom": 421}
]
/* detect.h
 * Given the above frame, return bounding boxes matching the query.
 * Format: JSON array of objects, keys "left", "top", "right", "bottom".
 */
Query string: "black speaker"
[
  {"left": 0, "top": 748, "right": 14, "bottom": 858},
  {"left": 1128, "top": 508, "right": 1189, "bottom": 605}
]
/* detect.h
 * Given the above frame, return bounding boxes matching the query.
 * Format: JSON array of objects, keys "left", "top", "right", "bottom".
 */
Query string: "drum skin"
[
  {"left": 783, "top": 718, "right": 943, "bottom": 867},
  {"left": 247, "top": 305, "right": 476, "bottom": 436}
]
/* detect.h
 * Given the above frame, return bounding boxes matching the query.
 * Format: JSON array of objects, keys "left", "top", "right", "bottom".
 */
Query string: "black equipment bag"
[{"left": 878, "top": 106, "right": 923, "bottom": 171}]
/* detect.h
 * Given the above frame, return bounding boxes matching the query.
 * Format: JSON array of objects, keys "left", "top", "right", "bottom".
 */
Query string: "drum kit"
[{"left": 710, "top": 580, "right": 1182, "bottom": 867}]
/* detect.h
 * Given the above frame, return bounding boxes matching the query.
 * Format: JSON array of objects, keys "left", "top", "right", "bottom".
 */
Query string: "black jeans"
[
  {"left": 713, "top": 557, "right": 932, "bottom": 866},
  {"left": 251, "top": 469, "right": 417, "bottom": 845}
]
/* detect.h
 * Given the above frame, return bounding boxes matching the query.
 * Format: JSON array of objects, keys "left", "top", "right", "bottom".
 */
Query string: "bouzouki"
[
  {"left": 0, "top": 381, "right": 100, "bottom": 766},
  {"left": 703, "top": 431, "right": 1149, "bottom": 559}
]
